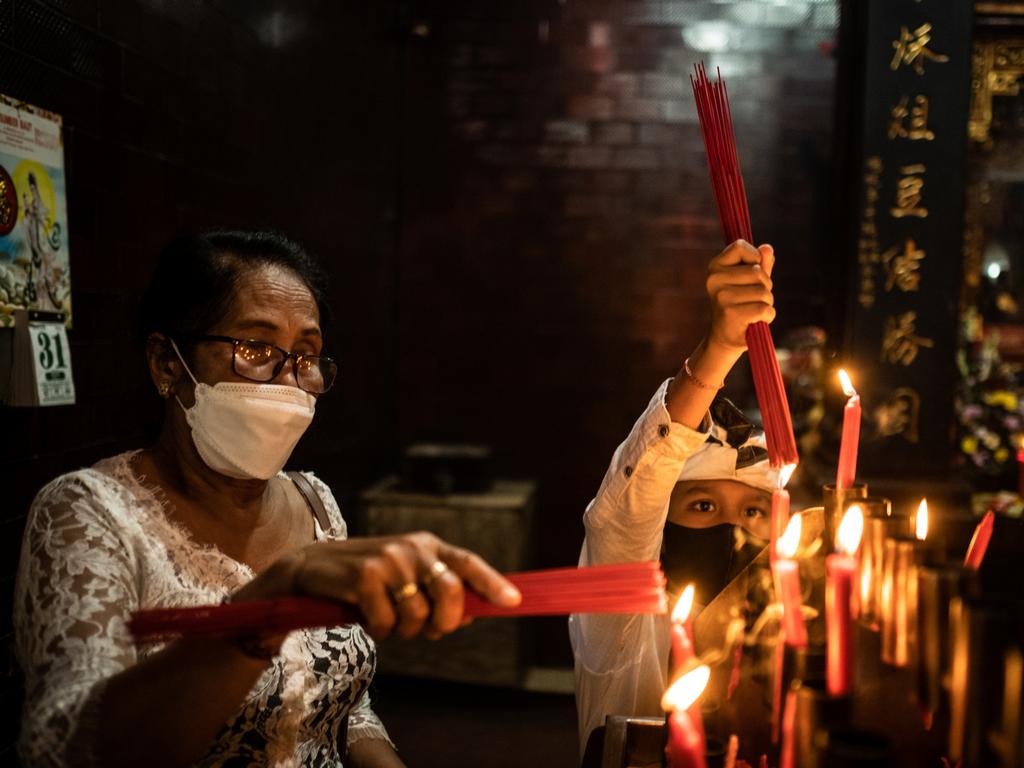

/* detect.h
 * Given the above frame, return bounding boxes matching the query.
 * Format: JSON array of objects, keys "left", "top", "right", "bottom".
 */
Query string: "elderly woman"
[{"left": 15, "top": 230, "right": 520, "bottom": 768}]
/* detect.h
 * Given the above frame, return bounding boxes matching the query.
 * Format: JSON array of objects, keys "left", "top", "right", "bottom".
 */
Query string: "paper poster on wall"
[{"left": 0, "top": 93, "right": 71, "bottom": 328}]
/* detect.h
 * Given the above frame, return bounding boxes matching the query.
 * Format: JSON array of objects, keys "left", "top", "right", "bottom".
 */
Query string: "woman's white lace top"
[{"left": 14, "top": 450, "right": 392, "bottom": 767}]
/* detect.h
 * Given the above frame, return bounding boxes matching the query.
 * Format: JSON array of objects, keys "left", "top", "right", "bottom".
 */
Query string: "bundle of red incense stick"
[
  {"left": 128, "top": 561, "right": 667, "bottom": 643},
  {"left": 690, "top": 62, "right": 800, "bottom": 468}
]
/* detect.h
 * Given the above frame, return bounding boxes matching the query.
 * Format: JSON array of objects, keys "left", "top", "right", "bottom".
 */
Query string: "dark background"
[{"left": 0, "top": 0, "right": 839, "bottom": 760}]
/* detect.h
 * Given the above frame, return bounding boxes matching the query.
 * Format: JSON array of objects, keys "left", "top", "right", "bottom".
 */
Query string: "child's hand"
[{"left": 706, "top": 239, "right": 775, "bottom": 354}]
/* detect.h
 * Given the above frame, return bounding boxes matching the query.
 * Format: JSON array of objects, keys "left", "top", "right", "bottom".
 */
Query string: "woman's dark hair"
[{"left": 138, "top": 229, "right": 332, "bottom": 341}]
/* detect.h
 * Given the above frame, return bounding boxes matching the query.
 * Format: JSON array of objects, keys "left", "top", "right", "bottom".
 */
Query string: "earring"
[{"left": 158, "top": 382, "right": 171, "bottom": 398}]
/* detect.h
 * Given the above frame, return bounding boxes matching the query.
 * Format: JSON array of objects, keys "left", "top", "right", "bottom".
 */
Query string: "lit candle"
[
  {"left": 774, "top": 513, "right": 807, "bottom": 648},
  {"left": 827, "top": 504, "right": 864, "bottom": 697},
  {"left": 836, "top": 369, "right": 861, "bottom": 491},
  {"left": 770, "top": 464, "right": 797, "bottom": 568},
  {"left": 964, "top": 510, "right": 995, "bottom": 571},
  {"left": 915, "top": 498, "right": 928, "bottom": 542},
  {"left": 670, "top": 584, "right": 696, "bottom": 677},
  {"left": 771, "top": 512, "right": 806, "bottom": 745},
  {"left": 663, "top": 665, "right": 711, "bottom": 768}
]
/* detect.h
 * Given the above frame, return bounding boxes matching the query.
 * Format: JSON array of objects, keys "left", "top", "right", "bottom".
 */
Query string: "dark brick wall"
[
  {"left": 0, "top": 0, "right": 839, "bottom": 758},
  {"left": 396, "top": 2, "right": 839, "bottom": 663},
  {"left": 0, "top": 1, "right": 404, "bottom": 759}
]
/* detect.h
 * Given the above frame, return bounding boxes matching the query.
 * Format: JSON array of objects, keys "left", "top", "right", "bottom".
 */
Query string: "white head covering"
[{"left": 677, "top": 396, "right": 779, "bottom": 493}]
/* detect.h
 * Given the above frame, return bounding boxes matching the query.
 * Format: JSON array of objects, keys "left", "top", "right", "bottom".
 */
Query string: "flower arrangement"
[{"left": 955, "top": 308, "right": 1024, "bottom": 488}]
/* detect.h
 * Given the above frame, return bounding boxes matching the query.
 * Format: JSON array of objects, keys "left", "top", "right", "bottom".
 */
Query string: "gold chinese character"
[
  {"left": 888, "top": 95, "right": 936, "bottom": 141},
  {"left": 881, "top": 311, "right": 934, "bottom": 366},
  {"left": 882, "top": 238, "right": 925, "bottom": 292},
  {"left": 891, "top": 24, "right": 950, "bottom": 74},
  {"left": 891, "top": 164, "right": 928, "bottom": 218},
  {"left": 874, "top": 387, "right": 921, "bottom": 442}
]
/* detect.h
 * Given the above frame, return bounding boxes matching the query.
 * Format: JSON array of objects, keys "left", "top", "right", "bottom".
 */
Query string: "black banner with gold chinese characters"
[{"left": 844, "top": 0, "right": 973, "bottom": 478}]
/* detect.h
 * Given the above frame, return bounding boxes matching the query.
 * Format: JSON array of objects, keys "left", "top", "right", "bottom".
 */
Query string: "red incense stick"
[
  {"left": 128, "top": 561, "right": 668, "bottom": 643},
  {"left": 690, "top": 62, "right": 799, "bottom": 468}
]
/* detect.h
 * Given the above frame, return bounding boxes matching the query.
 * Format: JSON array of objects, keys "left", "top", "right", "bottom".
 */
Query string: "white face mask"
[{"left": 169, "top": 339, "right": 316, "bottom": 480}]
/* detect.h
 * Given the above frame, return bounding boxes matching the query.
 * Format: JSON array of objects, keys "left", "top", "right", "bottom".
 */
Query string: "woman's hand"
[
  {"left": 233, "top": 533, "right": 522, "bottom": 641},
  {"left": 705, "top": 239, "right": 776, "bottom": 355}
]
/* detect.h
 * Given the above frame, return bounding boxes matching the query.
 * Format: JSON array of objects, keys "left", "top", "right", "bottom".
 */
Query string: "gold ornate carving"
[
  {"left": 969, "top": 39, "right": 1024, "bottom": 144},
  {"left": 975, "top": 3, "right": 1024, "bottom": 14}
]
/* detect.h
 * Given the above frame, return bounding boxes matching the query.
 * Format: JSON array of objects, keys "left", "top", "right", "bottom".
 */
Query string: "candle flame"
[
  {"left": 860, "top": 559, "right": 872, "bottom": 604},
  {"left": 777, "top": 513, "right": 802, "bottom": 559},
  {"left": 672, "top": 584, "right": 695, "bottom": 623},
  {"left": 838, "top": 369, "right": 857, "bottom": 398},
  {"left": 916, "top": 499, "right": 928, "bottom": 541},
  {"left": 778, "top": 463, "right": 797, "bottom": 489},
  {"left": 661, "top": 664, "right": 711, "bottom": 712},
  {"left": 836, "top": 504, "right": 864, "bottom": 556}
]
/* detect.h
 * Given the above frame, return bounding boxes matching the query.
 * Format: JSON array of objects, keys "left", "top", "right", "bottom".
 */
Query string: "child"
[{"left": 570, "top": 240, "right": 779, "bottom": 755}]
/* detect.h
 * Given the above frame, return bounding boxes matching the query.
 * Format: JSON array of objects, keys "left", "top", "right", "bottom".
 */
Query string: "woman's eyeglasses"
[{"left": 181, "top": 335, "right": 337, "bottom": 394}]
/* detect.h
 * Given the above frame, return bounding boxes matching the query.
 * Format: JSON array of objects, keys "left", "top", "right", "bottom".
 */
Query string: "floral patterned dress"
[{"left": 14, "top": 451, "right": 392, "bottom": 767}]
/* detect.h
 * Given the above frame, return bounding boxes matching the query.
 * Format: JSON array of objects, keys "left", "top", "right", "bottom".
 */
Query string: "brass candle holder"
[
  {"left": 790, "top": 678, "right": 852, "bottom": 768},
  {"left": 855, "top": 498, "right": 904, "bottom": 631},
  {"left": 989, "top": 646, "right": 1024, "bottom": 768},
  {"left": 948, "top": 595, "right": 1021, "bottom": 767},
  {"left": 915, "top": 563, "right": 964, "bottom": 718},
  {"left": 880, "top": 536, "right": 918, "bottom": 669},
  {"left": 822, "top": 482, "right": 867, "bottom": 557}
]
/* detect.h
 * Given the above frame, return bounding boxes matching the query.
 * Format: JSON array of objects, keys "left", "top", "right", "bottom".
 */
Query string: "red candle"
[
  {"left": 769, "top": 464, "right": 796, "bottom": 569},
  {"left": 670, "top": 584, "right": 696, "bottom": 677},
  {"left": 963, "top": 510, "right": 995, "bottom": 571},
  {"left": 663, "top": 665, "right": 711, "bottom": 768},
  {"left": 836, "top": 369, "right": 861, "bottom": 491},
  {"left": 779, "top": 688, "right": 799, "bottom": 768},
  {"left": 773, "top": 514, "right": 807, "bottom": 648},
  {"left": 826, "top": 504, "right": 864, "bottom": 697},
  {"left": 1017, "top": 445, "right": 1024, "bottom": 498},
  {"left": 667, "top": 710, "right": 707, "bottom": 768}
]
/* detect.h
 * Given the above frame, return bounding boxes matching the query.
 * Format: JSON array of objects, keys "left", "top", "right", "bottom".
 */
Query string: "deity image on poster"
[{"left": 0, "top": 94, "right": 70, "bottom": 327}]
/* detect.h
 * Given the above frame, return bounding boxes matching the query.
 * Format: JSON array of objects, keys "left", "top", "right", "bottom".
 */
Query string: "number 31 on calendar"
[{"left": 30, "top": 320, "right": 75, "bottom": 406}]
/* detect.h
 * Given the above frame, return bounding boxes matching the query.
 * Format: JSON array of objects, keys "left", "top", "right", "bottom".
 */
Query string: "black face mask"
[
  {"left": 660, "top": 522, "right": 765, "bottom": 604},
  {"left": 661, "top": 522, "right": 734, "bottom": 603}
]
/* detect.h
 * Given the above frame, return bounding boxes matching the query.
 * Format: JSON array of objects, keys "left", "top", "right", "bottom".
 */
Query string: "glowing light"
[
  {"left": 681, "top": 21, "right": 732, "bottom": 53},
  {"left": 987, "top": 262, "right": 1002, "bottom": 280},
  {"left": 838, "top": 369, "right": 857, "bottom": 398},
  {"left": 916, "top": 499, "right": 929, "bottom": 541},
  {"left": 777, "top": 513, "right": 802, "bottom": 559},
  {"left": 836, "top": 504, "right": 864, "bottom": 556},
  {"left": 672, "top": 584, "right": 695, "bottom": 623},
  {"left": 860, "top": 560, "right": 872, "bottom": 604},
  {"left": 778, "top": 463, "right": 797, "bottom": 489},
  {"left": 661, "top": 664, "right": 711, "bottom": 712}
]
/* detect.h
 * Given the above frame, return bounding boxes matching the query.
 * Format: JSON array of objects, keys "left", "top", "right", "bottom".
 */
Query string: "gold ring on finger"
[
  {"left": 422, "top": 560, "right": 450, "bottom": 588},
  {"left": 390, "top": 582, "right": 420, "bottom": 603}
]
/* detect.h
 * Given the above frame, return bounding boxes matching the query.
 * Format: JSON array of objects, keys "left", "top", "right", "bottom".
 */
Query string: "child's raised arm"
[{"left": 666, "top": 239, "right": 775, "bottom": 428}]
